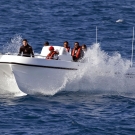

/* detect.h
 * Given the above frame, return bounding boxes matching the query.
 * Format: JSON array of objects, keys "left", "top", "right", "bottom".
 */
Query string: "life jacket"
[
  {"left": 46, "top": 51, "right": 58, "bottom": 59},
  {"left": 71, "top": 47, "right": 81, "bottom": 59}
]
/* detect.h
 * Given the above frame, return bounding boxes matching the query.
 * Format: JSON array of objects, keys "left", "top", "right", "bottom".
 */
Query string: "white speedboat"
[
  {"left": 0, "top": 46, "right": 80, "bottom": 95},
  {"left": 0, "top": 44, "right": 135, "bottom": 95}
]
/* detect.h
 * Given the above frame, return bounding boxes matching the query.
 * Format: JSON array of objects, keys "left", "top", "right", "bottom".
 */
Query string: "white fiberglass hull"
[
  {"left": 12, "top": 65, "right": 74, "bottom": 95},
  {"left": 0, "top": 55, "right": 78, "bottom": 95},
  {"left": 0, "top": 63, "right": 26, "bottom": 95}
]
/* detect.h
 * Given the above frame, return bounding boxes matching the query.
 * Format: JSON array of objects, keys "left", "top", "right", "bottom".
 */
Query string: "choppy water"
[{"left": 0, "top": 0, "right": 135, "bottom": 134}]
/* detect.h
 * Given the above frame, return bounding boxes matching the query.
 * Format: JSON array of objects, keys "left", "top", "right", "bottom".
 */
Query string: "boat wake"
[{"left": 0, "top": 35, "right": 135, "bottom": 97}]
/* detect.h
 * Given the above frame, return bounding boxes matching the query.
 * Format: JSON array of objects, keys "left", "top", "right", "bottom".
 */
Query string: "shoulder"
[
  {"left": 28, "top": 44, "right": 33, "bottom": 49},
  {"left": 20, "top": 45, "right": 24, "bottom": 49},
  {"left": 78, "top": 47, "right": 81, "bottom": 51}
]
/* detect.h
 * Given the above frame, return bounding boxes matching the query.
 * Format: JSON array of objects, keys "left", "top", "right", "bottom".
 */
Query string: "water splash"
[
  {"left": 0, "top": 35, "right": 26, "bottom": 97},
  {"left": 59, "top": 43, "right": 134, "bottom": 94},
  {"left": 2, "top": 35, "right": 22, "bottom": 54}
]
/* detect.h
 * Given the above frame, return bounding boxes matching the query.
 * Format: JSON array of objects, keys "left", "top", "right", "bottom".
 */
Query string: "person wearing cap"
[
  {"left": 44, "top": 41, "right": 49, "bottom": 46},
  {"left": 46, "top": 46, "right": 59, "bottom": 60},
  {"left": 18, "top": 39, "right": 34, "bottom": 57}
]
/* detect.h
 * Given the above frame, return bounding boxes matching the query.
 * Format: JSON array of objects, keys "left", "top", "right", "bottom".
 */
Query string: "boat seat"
[{"left": 40, "top": 46, "right": 72, "bottom": 61}]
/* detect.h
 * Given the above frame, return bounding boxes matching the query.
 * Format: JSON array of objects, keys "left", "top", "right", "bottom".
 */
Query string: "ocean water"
[{"left": 0, "top": 0, "right": 135, "bottom": 134}]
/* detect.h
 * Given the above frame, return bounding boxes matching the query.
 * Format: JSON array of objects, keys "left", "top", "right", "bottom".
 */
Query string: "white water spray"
[
  {"left": 58, "top": 43, "right": 134, "bottom": 94},
  {"left": 2, "top": 35, "right": 22, "bottom": 54},
  {"left": 0, "top": 35, "right": 26, "bottom": 97}
]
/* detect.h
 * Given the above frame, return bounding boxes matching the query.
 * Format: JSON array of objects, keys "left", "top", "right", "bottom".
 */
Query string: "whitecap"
[{"left": 116, "top": 19, "right": 123, "bottom": 23}]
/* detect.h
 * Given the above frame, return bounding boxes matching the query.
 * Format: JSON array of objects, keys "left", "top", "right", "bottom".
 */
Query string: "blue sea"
[{"left": 0, "top": 0, "right": 135, "bottom": 134}]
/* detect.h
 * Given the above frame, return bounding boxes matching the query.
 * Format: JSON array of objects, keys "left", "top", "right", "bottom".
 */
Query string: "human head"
[
  {"left": 44, "top": 41, "right": 49, "bottom": 46},
  {"left": 63, "top": 41, "right": 69, "bottom": 48},
  {"left": 82, "top": 44, "right": 87, "bottom": 50},
  {"left": 22, "top": 39, "right": 28, "bottom": 46},
  {"left": 74, "top": 42, "right": 79, "bottom": 49},
  {"left": 49, "top": 46, "right": 54, "bottom": 52}
]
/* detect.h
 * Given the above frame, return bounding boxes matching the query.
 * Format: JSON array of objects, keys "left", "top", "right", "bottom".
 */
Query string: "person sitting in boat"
[
  {"left": 18, "top": 39, "right": 34, "bottom": 57},
  {"left": 46, "top": 46, "right": 59, "bottom": 60},
  {"left": 63, "top": 41, "right": 70, "bottom": 52},
  {"left": 81, "top": 44, "right": 87, "bottom": 58},
  {"left": 71, "top": 42, "right": 81, "bottom": 62},
  {"left": 44, "top": 41, "right": 49, "bottom": 46}
]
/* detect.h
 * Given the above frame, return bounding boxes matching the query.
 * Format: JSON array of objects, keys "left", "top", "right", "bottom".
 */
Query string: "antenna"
[
  {"left": 96, "top": 26, "right": 98, "bottom": 44},
  {"left": 131, "top": 27, "right": 134, "bottom": 67}
]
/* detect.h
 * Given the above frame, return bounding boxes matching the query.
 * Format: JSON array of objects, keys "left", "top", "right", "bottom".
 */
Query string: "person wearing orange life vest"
[
  {"left": 71, "top": 42, "right": 82, "bottom": 62},
  {"left": 63, "top": 41, "right": 70, "bottom": 52},
  {"left": 46, "top": 46, "right": 59, "bottom": 60}
]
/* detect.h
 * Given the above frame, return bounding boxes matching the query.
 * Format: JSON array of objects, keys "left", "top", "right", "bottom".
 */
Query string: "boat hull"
[
  {"left": 0, "top": 55, "right": 78, "bottom": 95},
  {"left": 11, "top": 64, "right": 74, "bottom": 95},
  {"left": 0, "top": 63, "right": 24, "bottom": 94}
]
